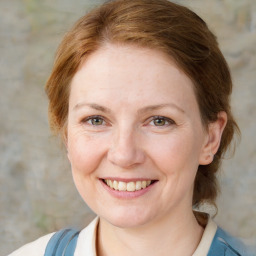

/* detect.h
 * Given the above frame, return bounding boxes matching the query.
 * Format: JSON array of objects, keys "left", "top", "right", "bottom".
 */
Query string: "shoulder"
[
  {"left": 8, "top": 232, "right": 54, "bottom": 256},
  {"left": 7, "top": 217, "right": 99, "bottom": 256},
  {"left": 208, "top": 226, "right": 253, "bottom": 256}
]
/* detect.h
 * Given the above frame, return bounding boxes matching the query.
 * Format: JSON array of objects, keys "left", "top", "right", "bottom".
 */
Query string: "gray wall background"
[{"left": 0, "top": 0, "right": 255, "bottom": 255}]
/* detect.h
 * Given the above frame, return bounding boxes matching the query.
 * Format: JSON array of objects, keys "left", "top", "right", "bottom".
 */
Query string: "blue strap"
[
  {"left": 44, "top": 228, "right": 80, "bottom": 256},
  {"left": 208, "top": 227, "right": 251, "bottom": 256}
]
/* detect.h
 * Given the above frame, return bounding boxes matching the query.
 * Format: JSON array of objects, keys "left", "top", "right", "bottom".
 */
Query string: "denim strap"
[
  {"left": 44, "top": 228, "right": 80, "bottom": 256},
  {"left": 208, "top": 227, "right": 249, "bottom": 256}
]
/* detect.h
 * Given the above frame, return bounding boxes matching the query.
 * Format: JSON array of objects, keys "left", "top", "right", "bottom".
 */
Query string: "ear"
[{"left": 199, "top": 111, "right": 227, "bottom": 165}]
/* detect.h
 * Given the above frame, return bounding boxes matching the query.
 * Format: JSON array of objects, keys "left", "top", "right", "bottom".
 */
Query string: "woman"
[{"left": 9, "top": 0, "right": 252, "bottom": 255}]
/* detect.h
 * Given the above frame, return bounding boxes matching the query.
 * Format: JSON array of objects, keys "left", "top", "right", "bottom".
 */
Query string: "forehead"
[
  {"left": 76, "top": 44, "right": 177, "bottom": 79},
  {"left": 70, "top": 44, "right": 198, "bottom": 112}
]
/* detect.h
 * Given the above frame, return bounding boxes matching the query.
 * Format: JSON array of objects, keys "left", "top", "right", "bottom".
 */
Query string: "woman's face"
[{"left": 67, "top": 44, "right": 210, "bottom": 228}]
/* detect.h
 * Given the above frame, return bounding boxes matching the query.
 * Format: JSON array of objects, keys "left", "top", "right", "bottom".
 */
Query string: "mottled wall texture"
[{"left": 0, "top": 0, "right": 255, "bottom": 255}]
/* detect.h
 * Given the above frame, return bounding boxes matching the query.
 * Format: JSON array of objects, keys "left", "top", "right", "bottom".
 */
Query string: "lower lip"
[{"left": 100, "top": 179, "right": 157, "bottom": 199}]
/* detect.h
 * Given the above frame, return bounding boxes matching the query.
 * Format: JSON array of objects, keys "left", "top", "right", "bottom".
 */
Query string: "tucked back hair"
[{"left": 45, "top": 0, "right": 239, "bottom": 215}]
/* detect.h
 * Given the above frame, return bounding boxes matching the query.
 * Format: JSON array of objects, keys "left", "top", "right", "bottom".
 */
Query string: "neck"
[{"left": 96, "top": 209, "right": 204, "bottom": 256}]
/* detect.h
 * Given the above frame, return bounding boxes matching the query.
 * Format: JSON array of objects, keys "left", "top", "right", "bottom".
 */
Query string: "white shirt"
[{"left": 8, "top": 217, "right": 217, "bottom": 256}]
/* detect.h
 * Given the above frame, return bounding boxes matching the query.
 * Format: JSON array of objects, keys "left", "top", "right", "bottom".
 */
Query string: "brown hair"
[{"left": 45, "top": 0, "right": 239, "bottom": 213}]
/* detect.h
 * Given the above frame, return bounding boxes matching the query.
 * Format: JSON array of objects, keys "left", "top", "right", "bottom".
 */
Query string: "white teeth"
[
  {"left": 109, "top": 180, "right": 113, "bottom": 189},
  {"left": 113, "top": 180, "right": 118, "bottom": 190},
  {"left": 104, "top": 179, "right": 152, "bottom": 191},
  {"left": 127, "top": 182, "right": 136, "bottom": 192},
  {"left": 136, "top": 181, "right": 142, "bottom": 190},
  {"left": 141, "top": 181, "right": 147, "bottom": 189},
  {"left": 118, "top": 181, "right": 127, "bottom": 191}
]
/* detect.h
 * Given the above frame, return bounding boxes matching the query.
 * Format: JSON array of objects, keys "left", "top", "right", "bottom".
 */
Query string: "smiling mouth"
[{"left": 103, "top": 179, "right": 156, "bottom": 192}]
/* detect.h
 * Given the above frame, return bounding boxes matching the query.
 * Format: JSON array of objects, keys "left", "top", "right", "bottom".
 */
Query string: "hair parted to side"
[{"left": 45, "top": 0, "right": 240, "bottom": 216}]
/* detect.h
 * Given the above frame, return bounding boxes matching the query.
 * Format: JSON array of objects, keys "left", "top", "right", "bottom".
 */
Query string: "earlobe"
[{"left": 199, "top": 111, "right": 227, "bottom": 165}]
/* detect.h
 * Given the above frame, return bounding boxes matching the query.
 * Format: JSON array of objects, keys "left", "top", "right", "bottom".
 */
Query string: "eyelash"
[{"left": 82, "top": 115, "right": 175, "bottom": 127}]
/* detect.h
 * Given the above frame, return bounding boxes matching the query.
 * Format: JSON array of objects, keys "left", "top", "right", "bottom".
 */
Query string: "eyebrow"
[
  {"left": 137, "top": 103, "right": 185, "bottom": 114},
  {"left": 73, "top": 102, "right": 184, "bottom": 114},
  {"left": 73, "top": 103, "right": 111, "bottom": 113}
]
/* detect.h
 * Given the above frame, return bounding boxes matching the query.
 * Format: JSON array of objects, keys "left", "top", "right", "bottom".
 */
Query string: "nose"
[{"left": 107, "top": 127, "right": 145, "bottom": 169}]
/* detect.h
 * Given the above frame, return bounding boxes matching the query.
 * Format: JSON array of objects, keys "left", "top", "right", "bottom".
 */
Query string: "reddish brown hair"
[{"left": 45, "top": 0, "right": 239, "bottom": 213}]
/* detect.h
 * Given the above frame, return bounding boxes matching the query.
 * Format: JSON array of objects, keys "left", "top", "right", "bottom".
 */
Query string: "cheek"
[
  {"left": 67, "top": 132, "right": 106, "bottom": 176},
  {"left": 148, "top": 132, "right": 201, "bottom": 176}
]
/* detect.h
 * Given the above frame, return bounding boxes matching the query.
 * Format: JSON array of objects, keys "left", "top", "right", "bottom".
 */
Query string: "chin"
[{"left": 99, "top": 208, "right": 156, "bottom": 229}]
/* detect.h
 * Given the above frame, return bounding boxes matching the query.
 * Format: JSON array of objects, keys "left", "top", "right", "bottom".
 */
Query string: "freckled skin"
[{"left": 67, "top": 44, "right": 215, "bottom": 229}]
